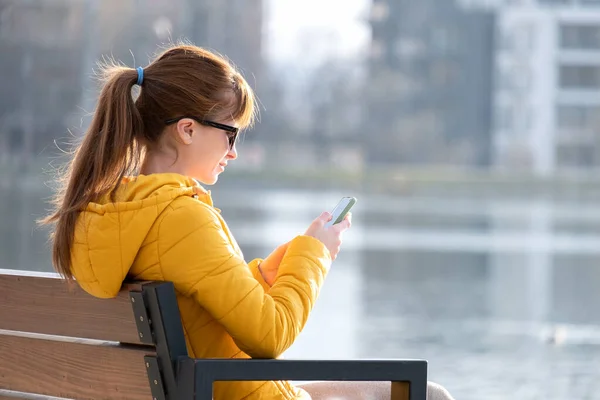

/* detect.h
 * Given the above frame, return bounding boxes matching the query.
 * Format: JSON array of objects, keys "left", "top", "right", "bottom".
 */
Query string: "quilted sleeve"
[
  {"left": 158, "top": 202, "right": 331, "bottom": 359},
  {"left": 247, "top": 258, "right": 270, "bottom": 292}
]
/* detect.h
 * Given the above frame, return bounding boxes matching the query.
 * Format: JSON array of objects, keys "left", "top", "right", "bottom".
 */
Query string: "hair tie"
[{"left": 136, "top": 66, "right": 144, "bottom": 86}]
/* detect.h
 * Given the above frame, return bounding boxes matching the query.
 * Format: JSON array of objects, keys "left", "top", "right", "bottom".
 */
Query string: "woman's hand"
[
  {"left": 258, "top": 212, "right": 352, "bottom": 285},
  {"left": 304, "top": 211, "right": 352, "bottom": 261}
]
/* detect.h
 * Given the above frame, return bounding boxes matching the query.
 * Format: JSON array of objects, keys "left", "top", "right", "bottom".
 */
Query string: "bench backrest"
[{"left": 0, "top": 269, "right": 187, "bottom": 400}]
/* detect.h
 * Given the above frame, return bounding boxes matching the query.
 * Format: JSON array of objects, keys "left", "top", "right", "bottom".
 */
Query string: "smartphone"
[{"left": 324, "top": 197, "right": 357, "bottom": 228}]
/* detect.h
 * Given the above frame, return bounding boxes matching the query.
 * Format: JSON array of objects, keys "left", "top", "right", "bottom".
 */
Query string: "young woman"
[{"left": 41, "top": 44, "right": 453, "bottom": 400}]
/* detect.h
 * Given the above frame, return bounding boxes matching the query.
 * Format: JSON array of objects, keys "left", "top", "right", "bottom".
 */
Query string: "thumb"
[
  {"left": 308, "top": 212, "right": 330, "bottom": 230},
  {"left": 318, "top": 211, "right": 332, "bottom": 223}
]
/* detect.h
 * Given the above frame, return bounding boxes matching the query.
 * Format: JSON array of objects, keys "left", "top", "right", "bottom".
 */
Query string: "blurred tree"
[
  {"left": 305, "top": 57, "right": 365, "bottom": 166},
  {"left": 257, "top": 55, "right": 367, "bottom": 170}
]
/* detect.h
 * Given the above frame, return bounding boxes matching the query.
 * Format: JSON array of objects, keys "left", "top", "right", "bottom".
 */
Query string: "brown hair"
[{"left": 39, "top": 44, "right": 257, "bottom": 279}]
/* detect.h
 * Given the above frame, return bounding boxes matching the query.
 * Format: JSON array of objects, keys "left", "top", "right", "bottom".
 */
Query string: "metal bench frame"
[{"left": 135, "top": 282, "right": 428, "bottom": 400}]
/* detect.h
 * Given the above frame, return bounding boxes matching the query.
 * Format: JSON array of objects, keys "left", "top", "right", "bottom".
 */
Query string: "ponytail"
[{"left": 40, "top": 64, "right": 144, "bottom": 279}]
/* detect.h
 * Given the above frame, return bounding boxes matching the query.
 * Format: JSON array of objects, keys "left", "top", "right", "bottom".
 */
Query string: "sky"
[{"left": 264, "top": 0, "right": 370, "bottom": 66}]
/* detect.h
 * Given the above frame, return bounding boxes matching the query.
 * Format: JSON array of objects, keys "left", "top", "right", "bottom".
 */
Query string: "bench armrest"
[{"left": 177, "top": 358, "right": 427, "bottom": 400}]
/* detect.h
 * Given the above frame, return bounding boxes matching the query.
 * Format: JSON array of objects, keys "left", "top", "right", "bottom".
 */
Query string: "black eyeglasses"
[{"left": 164, "top": 116, "right": 239, "bottom": 148}]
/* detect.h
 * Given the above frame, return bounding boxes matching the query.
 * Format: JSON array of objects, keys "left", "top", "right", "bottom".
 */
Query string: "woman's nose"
[{"left": 227, "top": 143, "right": 238, "bottom": 160}]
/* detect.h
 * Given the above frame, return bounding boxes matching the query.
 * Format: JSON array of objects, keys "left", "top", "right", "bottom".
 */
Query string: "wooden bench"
[{"left": 0, "top": 269, "right": 428, "bottom": 400}]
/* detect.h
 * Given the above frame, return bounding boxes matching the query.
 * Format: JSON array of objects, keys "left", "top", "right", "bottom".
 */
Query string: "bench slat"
[
  {"left": 0, "top": 269, "right": 145, "bottom": 344},
  {"left": 0, "top": 388, "right": 69, "bottom": 399},
  {"left": 0, "top": 331, "right": 154, "bottom": 400}
]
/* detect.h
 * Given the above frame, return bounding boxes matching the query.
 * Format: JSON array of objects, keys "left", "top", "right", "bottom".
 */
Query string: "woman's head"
[
  {"left": 106, "top": 45, "right": 256, "bottom": 184},
  {"left": 132, "top": 45, "right": 256, "bottom": 183},
  {"left": 41, "top": 43, "right": 257, "bottom": 278}
]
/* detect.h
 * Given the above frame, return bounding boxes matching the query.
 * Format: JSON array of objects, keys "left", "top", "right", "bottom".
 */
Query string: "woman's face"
[{"left": 173, "top": 117, "right": 239, "bottom": 185}]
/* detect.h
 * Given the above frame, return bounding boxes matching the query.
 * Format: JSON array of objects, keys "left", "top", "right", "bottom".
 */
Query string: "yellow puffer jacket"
[{"left": 70, "top": 173, "right": 331, "bottom": 399}]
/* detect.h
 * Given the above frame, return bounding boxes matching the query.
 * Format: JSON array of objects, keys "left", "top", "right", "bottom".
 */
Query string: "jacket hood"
[{"left": 71, "top": 173, "right": 212, "bottom": 298}]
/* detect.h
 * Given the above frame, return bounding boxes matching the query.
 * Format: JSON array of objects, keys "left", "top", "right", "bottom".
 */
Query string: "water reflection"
[{"left": 3, "top": 182, "right": 600, "bottom": 399}]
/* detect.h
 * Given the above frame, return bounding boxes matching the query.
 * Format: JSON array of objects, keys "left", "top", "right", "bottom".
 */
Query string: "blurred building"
[
  {"left": 488, "top": 2, "right": 600, "bottom": 175},
  {"left": 0, "top": 0, "right": 264, "bottom": 160},
  {"left": 364, "top": 0, "right": 496, "bottom": 167},
  {"left": 0, "top": 0, "right": 85, "bottom": 158}
]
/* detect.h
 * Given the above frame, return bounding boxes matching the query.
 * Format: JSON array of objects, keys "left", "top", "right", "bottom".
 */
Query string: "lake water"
[{"left": 2, "top": 179, "right": 600, "bottom": 399}]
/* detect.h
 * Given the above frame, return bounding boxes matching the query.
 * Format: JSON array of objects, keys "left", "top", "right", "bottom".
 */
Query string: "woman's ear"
[{"left": 175, "top": 118, "right": 195, "bottom": 145}]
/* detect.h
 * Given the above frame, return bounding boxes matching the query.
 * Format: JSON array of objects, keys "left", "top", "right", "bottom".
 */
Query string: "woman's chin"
[
  {"left": 205, "top": 172, "right": 220, "bottom": 185},
  {"left": 193, "top": 173, "right": 219, "bottom": 186},
  {"left": 196, "top": 168, "right": 224, "bottom": 185}
]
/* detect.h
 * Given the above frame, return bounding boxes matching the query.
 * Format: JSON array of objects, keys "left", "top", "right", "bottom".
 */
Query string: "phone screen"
[{"left": 325, "top": 197, "right": 357, "bottom": 228}]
